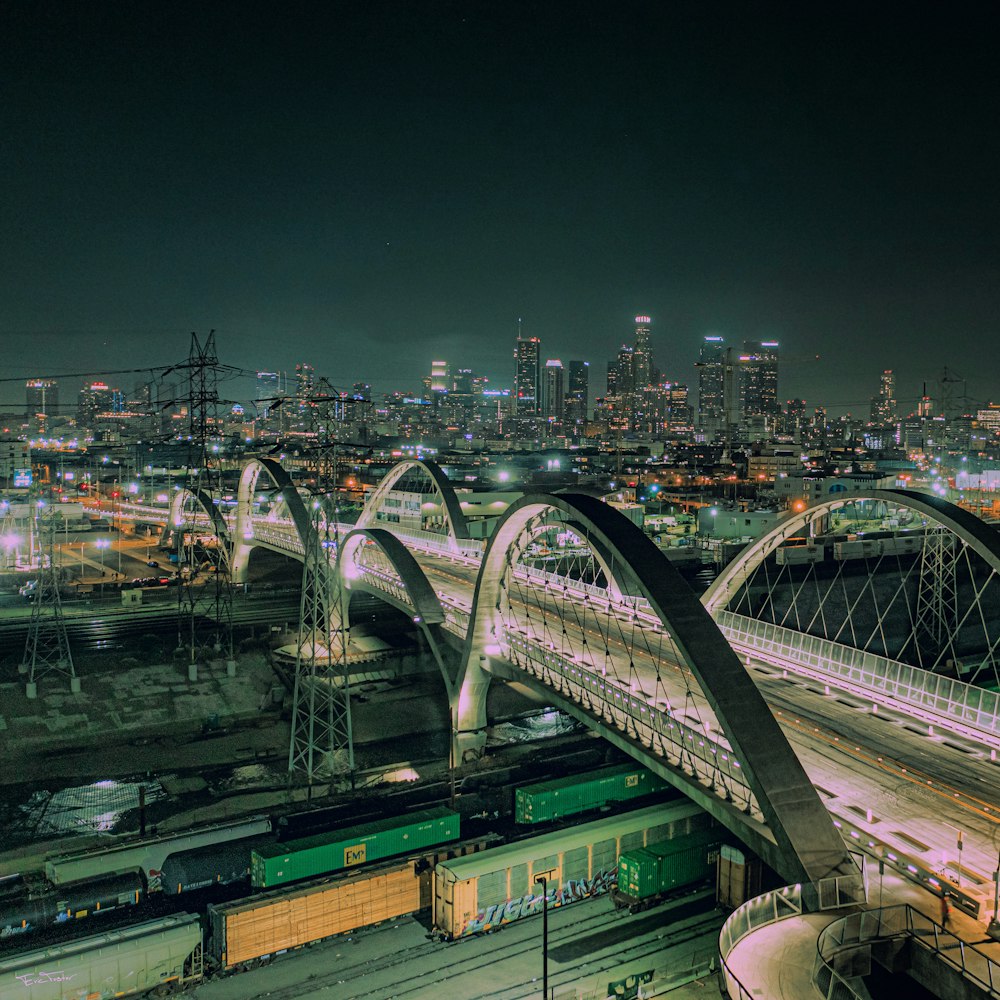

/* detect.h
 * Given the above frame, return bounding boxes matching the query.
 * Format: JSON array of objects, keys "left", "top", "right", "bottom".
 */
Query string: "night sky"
[{"left": 2, "top": 2, "right": 998, "bottom": 413}]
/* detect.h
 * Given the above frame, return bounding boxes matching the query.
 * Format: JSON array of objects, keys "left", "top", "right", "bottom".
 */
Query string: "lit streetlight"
[{"left": 95, "top": 538, "right": 111, "bottom": 594}]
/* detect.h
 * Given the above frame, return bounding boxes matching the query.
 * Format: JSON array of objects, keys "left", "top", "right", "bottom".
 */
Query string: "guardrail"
[
  {"left": 501, "top": 628, "right": 755, "bottom": 814},
  {"left": 814, "top": 904, "right": 1000, "bottom": 998},
  {"left": 716, "top": 611, "right": 1000, "bottom": 743},
  {"left": 719, "top": 868, "right": 867, "bottom": 1000}
]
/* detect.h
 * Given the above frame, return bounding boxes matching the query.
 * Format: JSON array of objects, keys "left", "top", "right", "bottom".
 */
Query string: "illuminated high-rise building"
[
  {"left": 295, "top": 362, "right": 315, "bottom": 399},
  {"left": 540, "top": 359, "right": 565, "bottom": 423},
  {"left": 256, "top": 371, "right": 283, "bottom": 401},
  {"left": 697, "top": 336, "right": 726, "bottom": 434},
  {"left": 514, "top": 332, "right": 541, "bottom": 416},
  {"left": 430, "top": 360, "right": 450, "bottom": 393},
  {"left": 26, "top": 378, "right": 58, "bottom": 431},
  {"left": 565, "top": 360, "right": 590, "bottom": 425},
  {"left": 740, "top": 340, "right": 779, "bottom": 417},
  {"left": 870, "top": 369, "right": 897, "bottom": 425},
  {"left": 77, "top": 380, "right": 119, "bottom": 430},
  {"left": 632, "top": 315, "right": 653, "bottom": 389}
]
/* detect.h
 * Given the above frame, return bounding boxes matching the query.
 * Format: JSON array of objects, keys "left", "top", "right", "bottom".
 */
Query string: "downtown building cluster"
[{"left": 1, "top": 317, "right": 999, "bottom": 522}]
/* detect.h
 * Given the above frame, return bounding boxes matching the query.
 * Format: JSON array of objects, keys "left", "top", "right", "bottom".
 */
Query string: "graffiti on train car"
[
  {"left": 462, "top": 867, "right": 617, "bottom": 935},
  {"left": 16, "top": 970, "right": 78, "bottom": 986}
]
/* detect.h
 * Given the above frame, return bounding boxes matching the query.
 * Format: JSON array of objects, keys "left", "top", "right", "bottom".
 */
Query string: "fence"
[
  {"left": 719, "top": 868, "right": 867, "bottom": 1000},
  {"left": 717, "top": 611, "right": 1000, "bottom": 742},
  {"left": 814, "top": 904, "right": 1000, "bottom": 998}
]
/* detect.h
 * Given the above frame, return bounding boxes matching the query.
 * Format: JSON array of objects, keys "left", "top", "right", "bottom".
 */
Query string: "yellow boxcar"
[
  {"left": 212, "top": 861, "right": 419, "bottom": 967},
  {"left": 434, "top": 801, "right": 707, "bottom": 938}
]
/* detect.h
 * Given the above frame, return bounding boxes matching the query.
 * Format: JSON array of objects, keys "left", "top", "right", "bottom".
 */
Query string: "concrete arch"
[
  {"left": 702, "top": 489, "right": 1000, "bottom": 617},
  {"left": 458, "top": 492, "right": 852, "bottom": 883},
  {"left": 356, "top": 458, "right": 471, "bottom": 548},
  {"left": 337, "top": 527, "right": 445, "bottom": 628},
  {"left": 231, "top": 457, "right": 315, "bottom": 582},
  {"left": 162, "top": 485, "right": 232, "bottom": 557}
]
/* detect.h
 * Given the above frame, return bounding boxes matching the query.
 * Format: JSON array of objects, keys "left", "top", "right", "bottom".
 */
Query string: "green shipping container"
[
  {"left": 515, "top": 763, "right": 670, "bottom": 824},
  {"left": 251, "top": 807, "right": 460, "bottom": 888},
  {"left": 617, "top": 827, "right": 719, "bottom": 900}
]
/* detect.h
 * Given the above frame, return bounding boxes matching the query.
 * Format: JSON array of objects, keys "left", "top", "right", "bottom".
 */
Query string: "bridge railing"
[
  {"left": 814, "top": 903, "right": 1000, "bottom": 998},
  {"left": 500, "top": 629, "right": 755, "bottom": 814},
  {"left": 720, "top": 867, "right": 867, "bottom": 1000},
  {"left": 716, "top": 611, "right": 1000, "bottom": 743},
  {"left": 365, "top": 518, "right": 483, "bottom": 559}
]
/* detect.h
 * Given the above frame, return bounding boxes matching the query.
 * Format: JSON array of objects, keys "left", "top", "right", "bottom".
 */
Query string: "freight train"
[
  {"left": 0, "top": 763, "right": 654, "bottom": 945},
  {"left": 0, "top": 762, "right": 703, "bottom": 986},
  {"left": 0, "top": 802, "right": 723, "bottom": 1000}
]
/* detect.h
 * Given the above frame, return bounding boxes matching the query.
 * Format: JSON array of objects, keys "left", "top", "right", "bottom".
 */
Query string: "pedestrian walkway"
[{"left": 721, "top": 870, "right": 1000, "bottom": 999}]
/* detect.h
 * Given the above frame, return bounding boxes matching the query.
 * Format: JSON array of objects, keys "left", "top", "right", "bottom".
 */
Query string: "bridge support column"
[
  {"left": 230, "top": 542, "right": 251, "bottom": 584},
  {"left": 450, "top": 654, "right": 491, "bottom": 764}
]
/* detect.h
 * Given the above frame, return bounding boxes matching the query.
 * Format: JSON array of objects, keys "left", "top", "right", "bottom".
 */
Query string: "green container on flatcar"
[
  {"left": 251, "top": 807, "right": 460, "bottom": 888},
  {"left": 617, "top": 827, "right": 719, "bottom": 900},
  {"left": 515, "top": 763, "right": 669, "bottom": 824}
]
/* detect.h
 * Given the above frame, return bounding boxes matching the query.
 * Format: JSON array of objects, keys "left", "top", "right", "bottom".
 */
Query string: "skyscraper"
[
  {"left": 697, "top": 336, "right": 727, "bottom": 435},
  {"left": 26, "top": 378, "right": 58, "bottom": 431},
  {"left": 870, "top": 369, "right": 897, "bottom": 425},
  {"left": 632, "top": 315, "right": 653, "bottom": 389},
  {"left": 740, "top": 340, "right": 779, "bottom": 417},
  {"left": 77, "top": 381, "right": 118, "bottom": 431},
  {"left": 540, "top": 359, "right": 565, "bottom": 423},
  {"left": 295, "top": 362, "right": 315, "bottom": 399},
  {"left": 256, "top": 371, "right": 283, "bottom": 401},
  {"left": 566, "top": 360, "right": 590, "bottom": 425},
  {"left": 430, "top": 360, "right": 450, "bottom": 393},
  {"left": 514, "top": 334, "right": 541, "bottom": 416}
]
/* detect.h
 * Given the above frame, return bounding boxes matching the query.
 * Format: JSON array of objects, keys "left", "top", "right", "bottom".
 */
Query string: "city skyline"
[
  {"left": 2, "top": 4, "right": 998, "bottom": 412},
  {"left": 0, "top": 322, "right": 981, "bottom": 426}
]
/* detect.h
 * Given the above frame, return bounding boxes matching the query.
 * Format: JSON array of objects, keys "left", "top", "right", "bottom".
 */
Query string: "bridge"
[{"left": 113, "top": 458, "right": 1000, "bottom": 918}]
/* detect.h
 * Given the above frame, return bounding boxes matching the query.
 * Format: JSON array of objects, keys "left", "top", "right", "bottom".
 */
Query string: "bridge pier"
[{"left": 450, "top": 653, "right": 492, "bottom": 764}]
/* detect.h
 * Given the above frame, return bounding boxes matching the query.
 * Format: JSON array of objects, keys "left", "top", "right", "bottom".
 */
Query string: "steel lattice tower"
[
  {"left": 176, "top": 331, "right": 235, "bottom": 674},
  {"left": 288, "top": 378, "right": 358, "bottom": 783},
  {"left": 914, "top": 526, "right": 960, "bottom": 671},
  {"left": 20, "top": 508, "right": 78, "bottom": 697}
]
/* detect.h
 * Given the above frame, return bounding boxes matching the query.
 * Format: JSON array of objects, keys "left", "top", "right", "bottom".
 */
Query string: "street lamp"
[
  {"left": 95, "top": 538, "right": 111, "bottom": 594},
  {"left": 534, "top": 875, "right": 550, "bottom": 999}
]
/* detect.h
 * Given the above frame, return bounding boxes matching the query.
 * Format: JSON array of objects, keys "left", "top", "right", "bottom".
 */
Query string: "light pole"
[
  {"left": 95, "top": 538, "right": 110, "bottom": 595},
  {"left": 534, "top": 875, "right": 549, "bottom": 999},
  {"left": 989, "top": 851, "right": 1000, "bottom": 941}
]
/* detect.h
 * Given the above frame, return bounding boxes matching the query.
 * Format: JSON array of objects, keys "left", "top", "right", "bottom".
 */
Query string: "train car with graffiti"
[
  {"left": 0, "top": 871, "right": 144, "bottom": 942},
  {"left": 0, "top": 914, "right": 202, "bottom": 1000},
  {"left": 433, "top": 801, "right": 712, "bottom": 938}
]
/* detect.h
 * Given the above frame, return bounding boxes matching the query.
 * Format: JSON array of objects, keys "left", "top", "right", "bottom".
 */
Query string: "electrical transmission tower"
[
  {"left": 175, "top": 331, "right": 236, "bottom": 677},
  {"left": 914, "top": 526, "right": 960, "bottom": 673},
  {"left": 20, "top": 506, "right": 79, "bottom": 698},
  {"left": 288, "top": 379, "right": 365, "bottom": 784}
]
